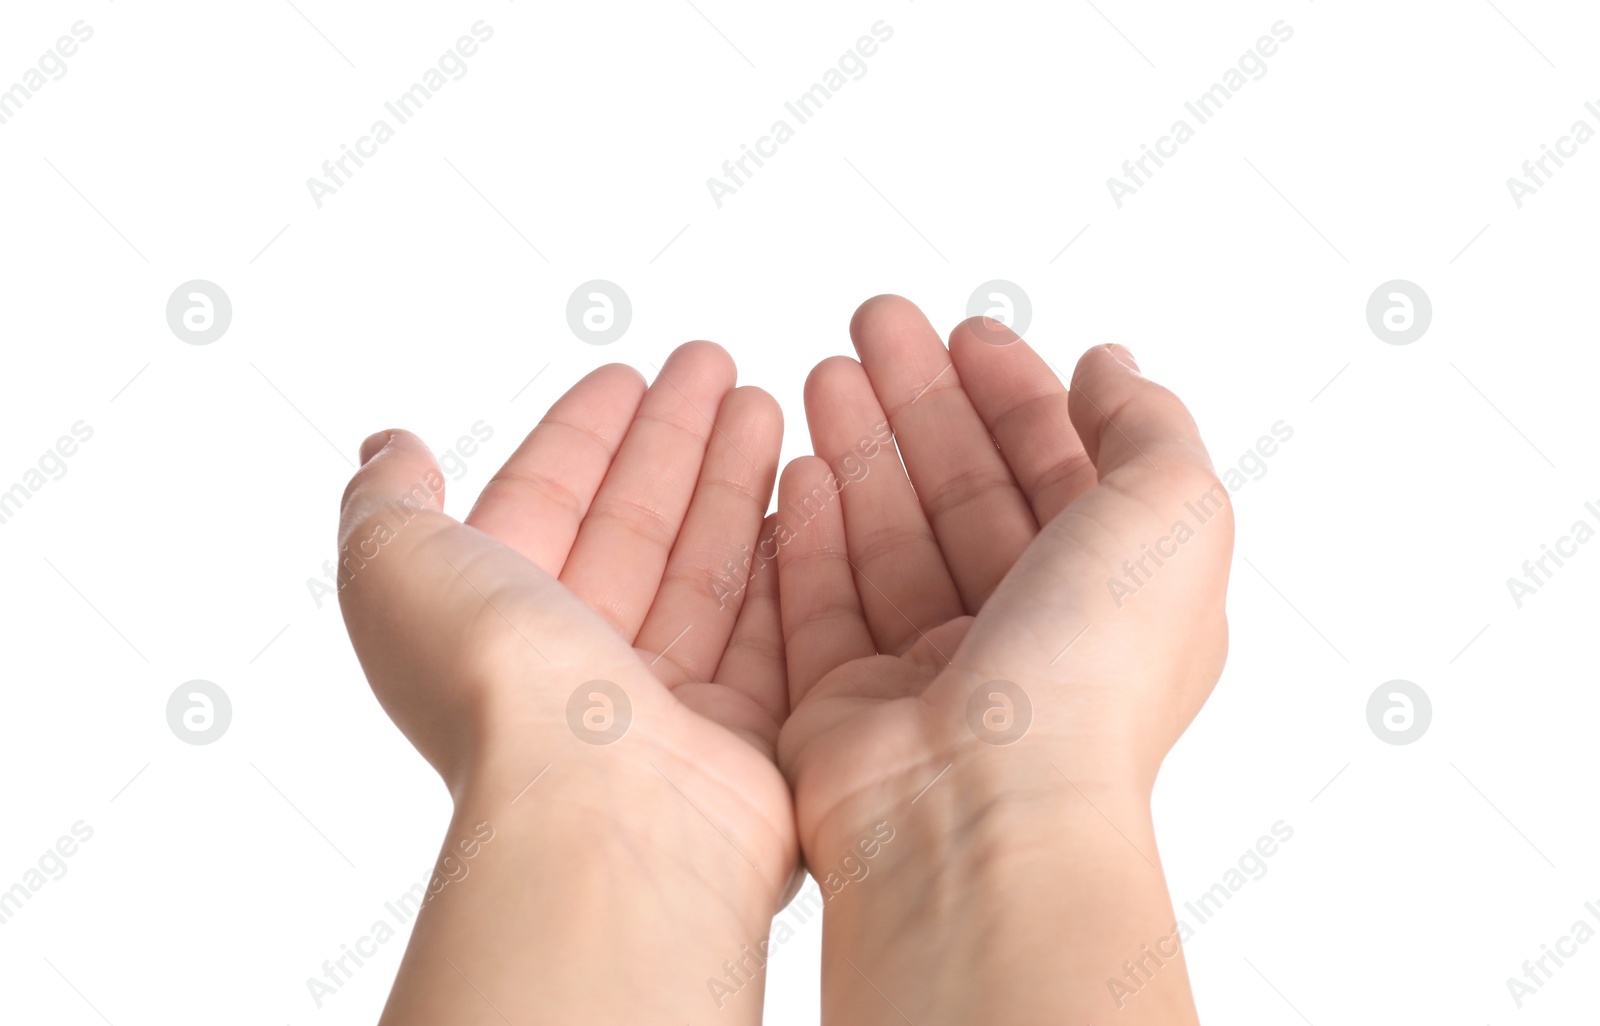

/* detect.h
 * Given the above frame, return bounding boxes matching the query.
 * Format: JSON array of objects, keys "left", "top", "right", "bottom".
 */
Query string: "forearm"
[
  {"left": 813, "top": 767, "right": 1197, "bottom": 1026},
  {"left": 378, "top": 779, "right": 780, "bottom": 1025}
]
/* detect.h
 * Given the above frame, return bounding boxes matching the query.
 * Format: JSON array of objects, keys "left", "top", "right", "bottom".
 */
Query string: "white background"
[{"left": 1, "top": 1, "right": 1596, "bottom": 1022}]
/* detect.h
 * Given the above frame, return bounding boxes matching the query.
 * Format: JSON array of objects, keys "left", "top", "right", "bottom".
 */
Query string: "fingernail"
[
  {"left": 1107, "top": 344, "right": 1139, "bottom": 372},
  {"left": 359, "top": 430, "right": 394, "bottom": 466}
]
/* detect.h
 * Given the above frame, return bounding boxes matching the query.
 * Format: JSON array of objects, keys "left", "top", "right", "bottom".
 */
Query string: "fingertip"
[
  {"left": 773, "top": 455, "right": 852, "bottom": 606},
  {"left": 778, "top": 454, "right": 833, "bottom": 496},
  {"left": 950, "top": 314, "right": 1022, "bottom": 350},
  {"left": 340, "top": 429, "right": 445, "bottom": 543},
  {"left": 585, "top": 362, "right": 649, "bottom": 395},
  {"left": 1069, "top": 345, "right": 1210, "bottom": 476},
  {"left": 1104, "top": 343, "right": 1139, "bottom": 373},
  {"left": 359, "top": 429, "right": 396, "bottom": 466},
  {"left": 717, "top": 387, "right": 784, "bottom": 478},
  {"left": 662, "top": 339, "right": 737, "bottom": 388},
  {"left": 727, "top": 384, "right": 784, "bottom": 432},
  {"left": 1074, "top": 343, "right": 1140, "bottom": 384},
  {"left": 849, "top": 294, "right": 931, "bottom": 351},
  {"left": 850, "top": 292, "right": 913, "bottom": 326},
  {"left": 804, "top": 355, "right": 864, "bottom": 404},
  {"left": 949, "top": 317, "right": 1059, "bottom": 392},
  {"left": 357, "top": 428, "right": 427, "bottom": 469},
  {"left": 673, "top": 338, "right": 733, "bottom": 362},
  {"left": 951, "top": 314, "right": 1000, "bottom": 338},
  {"left": 776, "top": 455, "right": 840, "bottom": 534}
]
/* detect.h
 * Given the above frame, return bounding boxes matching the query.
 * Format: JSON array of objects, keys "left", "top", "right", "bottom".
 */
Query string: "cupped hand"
[
  {"left": 337, "top": 341, "right": 797, "bottom": 903},
  {"left": 774, "top": 296, "right": 1234, "bottom": 855}
]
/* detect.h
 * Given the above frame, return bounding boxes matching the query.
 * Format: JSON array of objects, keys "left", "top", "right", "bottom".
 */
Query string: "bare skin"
[
  {"left": 774, "top": 296, "right": 1232, "bottom": 1025},
  {"left": 336, "top": 298, "right": 1233, "bottom": 1024},
  {"left": 337, "top": 342, "right": 798, "bottom": 1024}
]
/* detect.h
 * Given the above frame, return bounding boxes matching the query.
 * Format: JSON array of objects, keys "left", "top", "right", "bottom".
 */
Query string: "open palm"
[
  {"left": 338, "top": 342, "right": 797, "bottom": 899},
  {"left": 773, "top": 297, "right": 1234, "bottom": 854}
]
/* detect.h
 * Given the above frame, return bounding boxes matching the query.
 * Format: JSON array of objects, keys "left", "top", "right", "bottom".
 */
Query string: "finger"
[
  {"left": 1068, "top": 346, "right": 1215, "bottom": 479},
  {"left": 849, "top": 295, "right": 1036, "bottom": 612},
  {"left": 949, "top": 317, "right": 1097, "bottom": 525},
  {"left": 636, "top": 386, "right": 782, "bottom": 686},
  {"left": 707, "top": 514, "right": 789, "bottom": 744},
  {"left": 775, "top": 456, "right": 876, "bottom": 705},
  {"left": 337, "top": 431, "right": 483, "bottom": 683},
  {"left": 341, "top": 430, "right": 650, "bottom": 779},
  {"left": 341, "top": 429, "right": 450, "bottom": 552},
  {"left": 804, "top": 355, "right": 962, "bottom": 654},
  {"left": 464, "top": 364, "right": 647, "bottom": 575},
  {"left": 561, "top": 341, "right": 737, "bottom": 641}
]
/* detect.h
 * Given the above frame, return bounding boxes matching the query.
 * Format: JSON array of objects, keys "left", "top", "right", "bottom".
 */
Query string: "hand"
[
  {"left": 337, "top": 342, "right": 796, "bottom": 1022},
  {"left": 773, "top": 295, "right": 1232, "bottom": 1024}
]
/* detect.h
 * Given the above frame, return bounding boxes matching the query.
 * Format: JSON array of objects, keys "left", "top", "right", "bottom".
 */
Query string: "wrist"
[
  {"left": 380, "top": 777, "right": 785, "bottom": 1025},
  {"left": 796, "top": 690, "right": 1156, "bottom": 866},
  {"left": 806, "top": 749, "right": 1158, "bottom": 915},
  {"left": 453, "top": 742, "right": 791, "bottom": 917},
  {"left": 806, "top": 753, "right": 1194, "bottom": 1026}
]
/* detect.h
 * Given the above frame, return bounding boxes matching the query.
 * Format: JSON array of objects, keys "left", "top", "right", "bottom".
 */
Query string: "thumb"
[
  {"left": 336, "top": 429, "right": 503, "bottom": 781},
  {"left": 1067, "top": 345, "right": 1215, "bottom": 480},
  {"left": 335, "top": 429, "right": 459, "bottom": 665},
  {"left": 338, "top": 429, "right": 447, "bottom": 555}
]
